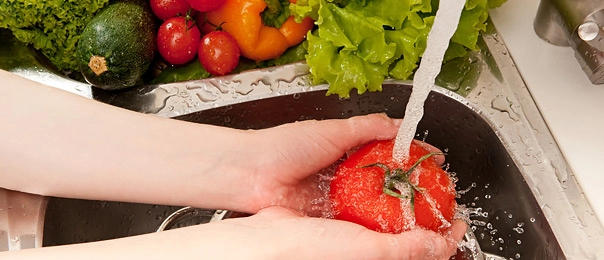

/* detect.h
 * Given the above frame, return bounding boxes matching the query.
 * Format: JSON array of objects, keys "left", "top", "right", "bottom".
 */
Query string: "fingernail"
[{"left": 391, "top": 118, "right": 403, "bottom": 127}]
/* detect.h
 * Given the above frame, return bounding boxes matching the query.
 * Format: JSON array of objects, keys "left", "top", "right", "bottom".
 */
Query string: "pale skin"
[{"left": 0, "top": 69, "right": 466, "bottom": 259}]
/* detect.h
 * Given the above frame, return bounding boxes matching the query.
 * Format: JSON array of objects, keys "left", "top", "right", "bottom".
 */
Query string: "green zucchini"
[{"left": 76, "top": 0, "right": 156, "bottom": 90}]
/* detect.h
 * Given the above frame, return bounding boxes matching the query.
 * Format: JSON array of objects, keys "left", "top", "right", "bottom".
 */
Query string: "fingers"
[
  {"left": 299, "top": 113, "right": 402, "bottom": 153},
  {"left": 345, "top": 113, "right": 403, "bottom": 142},
  {"left": 413, "top": 139, "right": 446, "bottom": 165},
  {"left": 259, "top": 113, "right": 402, "bottom": 175},
  {"left": 370, "top": 221, "right": 466, "bottom": 260},
  {"left": 374, "top": 229, "right": 457, "bottom": 260},
  {"left": 250, "top": 206, "right": 467, "bottom": 260},
  {"left": 289, "top": 114, "right": 444, "bottom": 164},
  {"left": 445, "top": 220, "right": 468, "bottom": 256}
]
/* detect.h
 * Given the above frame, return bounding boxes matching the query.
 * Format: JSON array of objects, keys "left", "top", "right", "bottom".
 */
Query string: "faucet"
[{"left": 534, "top": 0, "right": 604, "bottom": 84}]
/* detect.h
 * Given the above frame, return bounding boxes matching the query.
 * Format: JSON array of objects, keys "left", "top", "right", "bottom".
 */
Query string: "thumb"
[{"left": 383, "top": 220, "right": 467, "bottom": 260}]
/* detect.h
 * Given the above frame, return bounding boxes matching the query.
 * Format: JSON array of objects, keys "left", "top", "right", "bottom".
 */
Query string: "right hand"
[{"left": 212, "top": 206, "right": 467, "bottom": 260}]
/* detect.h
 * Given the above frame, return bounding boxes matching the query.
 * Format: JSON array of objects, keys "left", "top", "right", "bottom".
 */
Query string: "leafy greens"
[
  {"left": 0, "top": 0, "right": 110, "bottom": 71},
  {"left": 291, "top": 0, "right": 507, "bottom": 98}
]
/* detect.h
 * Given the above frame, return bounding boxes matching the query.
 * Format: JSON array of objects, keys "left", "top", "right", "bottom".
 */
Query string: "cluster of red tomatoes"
[{"left": 150, "top": 0, "right": 240, "bottom": 76}]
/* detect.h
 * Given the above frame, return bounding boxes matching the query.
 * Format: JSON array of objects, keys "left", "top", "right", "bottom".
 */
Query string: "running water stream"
[{"left": 392, "top": 0, "right": 467, "bottom": 162}]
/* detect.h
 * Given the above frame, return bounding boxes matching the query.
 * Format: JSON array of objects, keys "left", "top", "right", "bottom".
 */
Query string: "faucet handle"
[{"left": 578, "top": 21, "right": 604, "bottom": 52}]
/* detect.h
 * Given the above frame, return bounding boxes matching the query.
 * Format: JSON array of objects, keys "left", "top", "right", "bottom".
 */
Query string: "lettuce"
[
  {"left": 292, "top": 0, "right": 506, "bottom": 98},
  {"left": 262, "top": 0, "right": 292, "bottom": 28},
  {"left": 0, "top": 0, "right": 110, "bottom": 71}
]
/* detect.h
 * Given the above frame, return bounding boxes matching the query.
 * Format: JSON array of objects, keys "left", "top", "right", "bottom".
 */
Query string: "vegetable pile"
[
  {"left": 0, "top": 0, "right": 110, "bottom": 71},
  {"left": 291, "top": 0, "right": 507, "bottom": 98},
  {"left": 1, "top": 0, "right": 507, "bottom": 95},
  {"left": 151, "top": 0, "right": 314, "bottom": 81}
]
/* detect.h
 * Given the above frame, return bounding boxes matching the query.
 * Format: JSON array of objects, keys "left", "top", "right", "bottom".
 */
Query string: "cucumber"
[{"left": 76, "top": 0, "right": 156, "bottom": 90}]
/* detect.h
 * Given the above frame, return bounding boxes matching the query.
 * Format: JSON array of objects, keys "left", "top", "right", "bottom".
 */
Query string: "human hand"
[
  {"left": 231, "top": 113, "right": 444, "bottom": 215},
  {"left": 210, "top": 206, "right": 467, "bottom": 260},
  {"left": 0, "top": 206, "right": 465, "bottom": 260},
  {"left": 226, "top": 113, "right": 399, "bottom": 214}
]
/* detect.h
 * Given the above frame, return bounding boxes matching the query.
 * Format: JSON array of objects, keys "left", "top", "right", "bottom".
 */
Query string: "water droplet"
[{"left": 490, "top": 95, "right": 521, "bottom": 121}]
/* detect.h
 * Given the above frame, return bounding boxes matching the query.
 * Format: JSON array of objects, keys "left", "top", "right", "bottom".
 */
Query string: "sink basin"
[
  {"left": 174, "top": 83, "right": 559, "bottom": 258},
  {"left": 41, "top": 82, "right": 563, "bottom": 258},
  {"left": 42, "top": 200, "right": 183, "bottom": 246},
  {"left": 2, "top": 22, "right": 603, "bottom": 259}
]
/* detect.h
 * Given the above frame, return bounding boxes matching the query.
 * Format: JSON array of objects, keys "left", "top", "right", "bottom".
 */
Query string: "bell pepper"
[{"left": 203, "top": 0, "right": 315, "bottom": 61}]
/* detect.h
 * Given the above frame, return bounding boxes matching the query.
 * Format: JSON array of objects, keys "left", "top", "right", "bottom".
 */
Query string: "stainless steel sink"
[
  {"left": 1, "top": 22, "right": 603, "bottom": 259},
  {"left": 45, "top": 81, "right": 565, "bottom": 259}
]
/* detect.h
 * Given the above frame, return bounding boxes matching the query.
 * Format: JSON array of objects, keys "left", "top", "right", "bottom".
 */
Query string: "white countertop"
[{"left": 490, "top": 0, "right": 604, "bottom": 225}]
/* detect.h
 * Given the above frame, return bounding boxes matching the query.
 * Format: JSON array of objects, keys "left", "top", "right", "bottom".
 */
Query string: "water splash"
[{"left": 393, "top": 0, "right": 467, "bottom": 162}]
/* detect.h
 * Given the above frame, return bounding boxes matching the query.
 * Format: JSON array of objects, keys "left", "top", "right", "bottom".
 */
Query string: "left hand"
[{"left": 225, "top": 113, "right": 441, "bottom": 215}]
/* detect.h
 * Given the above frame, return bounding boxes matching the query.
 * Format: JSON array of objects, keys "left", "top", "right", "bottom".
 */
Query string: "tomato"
[
  {"left": 150, "top": 0, "right": 191, "bottom": 20},
  {"left": 198, "top": 31, "right": 240, "bottom": 76},
  {"left": 329, "top": 139, "right": 457, "bottom": 234},
  {"left": 157, "top": 17, "right": 201, "bottom": 65},
  {"left": 187, "top": 0, "right": 226, "bottom": 12}
]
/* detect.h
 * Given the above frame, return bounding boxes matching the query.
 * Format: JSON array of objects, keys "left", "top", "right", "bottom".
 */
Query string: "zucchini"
[{"left": 76, "top": 0, "right": 156, "bottom": 90}]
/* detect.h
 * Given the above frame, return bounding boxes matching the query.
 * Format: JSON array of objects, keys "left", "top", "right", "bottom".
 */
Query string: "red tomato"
[
  {"left": 187, "top": 0, "right": 226, "bottom": 12},
  {"left": 157, "top": 17, "right": 201, "bottom": 65},
  {"left": 150, "top": 0, "right": 191, "bottom": 20},
  {"left": 198, "top": 31, "right": 240, "bottom": 76},
  {"left": 329, "top": 139, "right": 457, "bottom": 234}
]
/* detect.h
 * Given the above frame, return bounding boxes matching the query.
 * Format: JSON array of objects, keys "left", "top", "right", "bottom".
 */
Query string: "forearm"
[
  {"left": 0, "top": 69, "right": 251, "bottom": 210},
  {"left": 0, "top": 207, "right": 463, "bottom": 260},
  {"left": 0, "top": 223, "right": 262, "bottom": 260}
]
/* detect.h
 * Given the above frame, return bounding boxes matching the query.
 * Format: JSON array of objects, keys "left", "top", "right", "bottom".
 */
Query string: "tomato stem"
[
  {"left": 362, "top": 152, "right": 442, "bottom": 207},
  {"left": 184, "top": 8, "right": 196, "bottom": 31}
]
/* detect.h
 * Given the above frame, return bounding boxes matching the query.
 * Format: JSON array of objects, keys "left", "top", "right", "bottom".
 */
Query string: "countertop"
[{"left": 490, "top": 0, "right": 604, "bottom": 225}]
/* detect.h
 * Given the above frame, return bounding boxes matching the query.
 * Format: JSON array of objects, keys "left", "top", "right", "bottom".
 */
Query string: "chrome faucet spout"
[
  {"left": 534, "top": 0, "right": 570, "bottom": 46},
  {"left": 534, "top": 0, "right": 604, "bottom": 84}
]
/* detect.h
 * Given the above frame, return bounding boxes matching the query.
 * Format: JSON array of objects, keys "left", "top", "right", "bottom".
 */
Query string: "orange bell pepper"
[{"left": 203, "top": 0, "right": 315, "bottom": 61}]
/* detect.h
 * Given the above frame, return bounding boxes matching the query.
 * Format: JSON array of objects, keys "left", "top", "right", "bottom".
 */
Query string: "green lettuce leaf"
[
  {"left": 292, "top": 0, "right": 506, "bottom": 98},
  {"left": 262, "top": 0, "right": 291, "bottom": 28}
]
